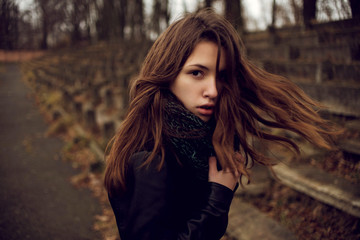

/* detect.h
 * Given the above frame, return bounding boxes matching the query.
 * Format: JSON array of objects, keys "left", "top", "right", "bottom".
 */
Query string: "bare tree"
[
  {"left": 332, "top": 0, "right": 351, "bottom": 19},
  {"left": 271, "top": 0, "right": 277, "bottom": 27},
  {"left": 35, "top": 0, "right": 66, "bottom": 49},
  {"left": 349, "top": 0, "right": 360, "bottom": 18},
  {"left": 303, "top": 0, "right": 317, "bottom": 27},
  {"left": 224, "top": 0, "right": 244, "bottom": 33},
  {"left": 151, "top": 0, "right": 170, "bottom": 37},
  {"left": 0, "top": 0, "right": 19, "bottom": 49},
  {"left": 69, "top": 0, "right": 89, "bottom": 44},
  {"left": 128, "top": 0, "right": 144, "bottom": 40},
  {"left": 95, "top": 0, "right": 130, "bottom": 41},
  {"left": 116, "top": 0, "right": 128, "bottom": 40},
  {"left": 204, "top": 0, "right": 214, "bottom": 8},
  {"left": 271, "top": 0, "right": 300, "bottom": 28},
  {"left": 17, "top": 9, "right": 36, "bottom": 49},
  {"left": 96, "top": 0, "right": 115, "bottom": 40},
  {"left": 290, "top": 0, "right": 302, "bottom": 25}
]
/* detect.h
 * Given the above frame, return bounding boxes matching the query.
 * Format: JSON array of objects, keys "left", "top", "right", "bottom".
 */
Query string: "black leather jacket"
[{"left": 108, "top": 151, "right": 235, "bottom": 240}]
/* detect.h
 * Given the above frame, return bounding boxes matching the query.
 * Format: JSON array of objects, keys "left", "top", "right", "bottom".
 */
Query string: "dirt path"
[{"left": 0, "top": 63, "right": 102, "bottom": 240}]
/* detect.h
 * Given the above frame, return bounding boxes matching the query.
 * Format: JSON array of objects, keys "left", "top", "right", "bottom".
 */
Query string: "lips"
[{"left": 197, "top": 104, "right": 215, "bottom": 116}]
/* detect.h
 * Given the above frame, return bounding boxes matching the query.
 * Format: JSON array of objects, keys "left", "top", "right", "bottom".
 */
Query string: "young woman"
[{"left": 104, "top": 9, "right": 336, "bottom": 240}]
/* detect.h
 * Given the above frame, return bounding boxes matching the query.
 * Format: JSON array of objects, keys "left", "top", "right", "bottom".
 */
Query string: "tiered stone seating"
[
  {"left": 245, "top": 18, "right": 360, "bottom": 117},
  {"left": 21, "top": 41, "right": 149, "bottom": 149},
  {"left": 240, "top": 17, "right": 360, "bottom": 222}
]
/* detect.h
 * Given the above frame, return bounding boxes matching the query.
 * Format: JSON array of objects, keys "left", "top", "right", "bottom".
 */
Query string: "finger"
[{"left": 208, "top": 156, "right": 217, "bottom": 175}]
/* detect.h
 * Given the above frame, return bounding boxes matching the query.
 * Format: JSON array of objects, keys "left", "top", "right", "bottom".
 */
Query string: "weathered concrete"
[
  {"left": 296, "top": 82, "right": 360, "bottom": 117},
  {"left": 235, "top": 163, "right": 272, "bottom": 197},
  {"left": 227, "top": 198, "right": 297, "bottom": 240},
  {"left": 0, "top": 63, "right": 102, "bottom": 240},
  {"left": 272, "top": 162, "right": 360, "bottom": 218},
  {"left": 263, "top": 61, "right": 360, "bottom": 83},
  {"left": 345, "top": 119, "right": 360, "bottom": 132},
  {"left": 339, "top": 139, "right": 360, "bottom": 162},
  {"left": 244, "top": 18, "right": 360, "bottom": 49}
]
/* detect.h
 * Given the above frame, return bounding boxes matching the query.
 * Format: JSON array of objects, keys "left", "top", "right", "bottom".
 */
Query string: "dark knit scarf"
[{"left": 163, "top": 93, "right": 216, "bottom": 181}]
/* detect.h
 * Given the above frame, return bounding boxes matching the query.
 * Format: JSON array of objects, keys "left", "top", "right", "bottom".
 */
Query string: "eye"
[{"left": 190, "top": 70, "right": 204, "bottom": 78}]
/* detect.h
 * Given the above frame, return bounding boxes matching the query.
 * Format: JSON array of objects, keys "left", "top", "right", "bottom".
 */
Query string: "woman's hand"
[{"left": 208, "top": 156, "right": 239, "bottom": 191}]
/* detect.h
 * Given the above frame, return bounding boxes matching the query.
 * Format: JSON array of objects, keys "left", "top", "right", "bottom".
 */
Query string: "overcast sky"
[
  {"left": 152, "top": 0, "right": 270, "bottom": 30},
  {"left": 18, "top": 0, "right": 270, "bottom": 31},
  {"left": 18, "top": 0, "right": 350, "bottom": 31}
]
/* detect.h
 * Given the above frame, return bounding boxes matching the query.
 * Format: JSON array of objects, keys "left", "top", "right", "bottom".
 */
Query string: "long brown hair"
[{"left": 104, "top": 9, "right": 337, "bottom": 194}]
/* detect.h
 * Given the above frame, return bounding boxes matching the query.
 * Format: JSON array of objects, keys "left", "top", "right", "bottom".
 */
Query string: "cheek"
[{"left": 171, "top": 75, "right": 190, "bottom": 94}]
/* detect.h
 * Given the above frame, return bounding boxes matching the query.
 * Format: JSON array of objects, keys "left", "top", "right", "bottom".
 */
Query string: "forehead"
[{"left": 184, "top": 41, "right": 226, "bottom": 70}]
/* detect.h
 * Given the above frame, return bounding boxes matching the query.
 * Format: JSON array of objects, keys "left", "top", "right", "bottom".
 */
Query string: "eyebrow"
[
  {"left": 186, "top": 64, "right": 209, "bottom": 71},
  {"left": 185, "top": 64, "right": 227, "bottom": 75}
]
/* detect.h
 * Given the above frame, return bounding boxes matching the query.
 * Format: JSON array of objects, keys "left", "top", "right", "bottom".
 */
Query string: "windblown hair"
[{"left": 104, "top": 9, "right": 337, "bottom": 194}]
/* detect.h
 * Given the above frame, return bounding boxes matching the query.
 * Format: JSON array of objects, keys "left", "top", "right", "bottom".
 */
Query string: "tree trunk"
[
  {"left": 151, "top": 0, "right": 169, "bottom": 37},
  {"left": 204, "top": 0, "right": 213, "bottom": 8},
  {"left": 118, "top": 0, "right": 127, "bottom": 39},
  {"left": 0, "top": 0, "right": 19, "bottom": 50},
  {"left": 303, "top": 0, "right": 317, "bottom": 28},
  {"left": 97, "top": 0, "right": 115, "bottom": 41},
  {"left": 129, "top": 0, "right": 144, "bottom": 40},
  {"left": 71, "top": 0, "right": 82, "bottom": 44},
  {"left": 349, "top": 0, "right": 360, "bottom": 18},
  {"left": 40, "top": 11, "right": 48, "bottom": 49},
  {"left": 271, "top": 0, "right": 277, "bottom": 27},
  {"left": 35, "top": 0, "right": 66, "bottom": 48},
  {"left": 38, "top": 0, "right": 49, "bottom": 49},
  {"left": 290, "top": 0, "right": 302, "bottom": 25},
  {"left": 224, "top": 0, "right": 244, "bottom": 33}
]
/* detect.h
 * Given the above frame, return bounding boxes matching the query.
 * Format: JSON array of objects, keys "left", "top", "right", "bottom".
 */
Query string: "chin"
[{"left": 199, "top": 116, "right": 210, "bottom": 122}]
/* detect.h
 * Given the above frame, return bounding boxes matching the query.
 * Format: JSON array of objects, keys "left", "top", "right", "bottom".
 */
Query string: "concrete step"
[
  {"left": 256, "top": 59, "right": 360, "bottom": 117},
  {"left": 345, "top": 119, "right": 360, "bottom": 132},
  {"left": 340, "top": 120, "right": 360, "bottom": 162},
  {"left": 235, "top": 163, "right": 272, "bottom": 197},
  {"left": 244, "top": 29, "right": 318, "bottom": 48},
  {"left": 262, "top": 60, "right": 360, "bottom": 84},
  {"left": 247, "top": 43, "right": 357, "bottom": 63},
  {"left": 226, "top": 198, "right": 297, "bottom": 240},
  {"left": 272, "top": 161, "right": 360, "bottom": 218},
  {"left": 227, "top": 163, "right": 297, "bottom": 239},
  {"left": 339, "top": 139, "right": 360, "bottom": 162},
  {"left": 30, "top": 53, "right": 134, "bottom": 93},
  {"left": 247, "top": 45, "right": 297, "bottom": 61},
  {"left": 296, "top": 81, "right": 360, "bottom": 117},
  {"left": 244, "top": 18, "right": 360, "bottom": 49}
]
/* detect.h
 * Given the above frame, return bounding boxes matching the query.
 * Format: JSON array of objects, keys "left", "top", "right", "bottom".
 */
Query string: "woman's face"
[{"left": 170, "top": 41, "right": 226, "bottom": 122}]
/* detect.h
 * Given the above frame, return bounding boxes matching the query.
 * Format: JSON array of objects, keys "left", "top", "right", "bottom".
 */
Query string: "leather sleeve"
[
  {"left": 108, "top": 151, "right": 234, "bottom": 240},
  {"left": 177, "top": 182, "right": 234, "bottom": 240}
]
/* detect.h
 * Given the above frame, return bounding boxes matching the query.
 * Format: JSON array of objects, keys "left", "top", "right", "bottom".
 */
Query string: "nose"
[{"left": 203, "top": 75, "right": 218, "bottom": 99}]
